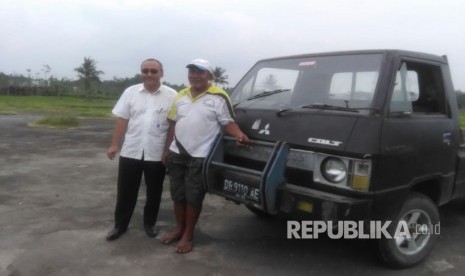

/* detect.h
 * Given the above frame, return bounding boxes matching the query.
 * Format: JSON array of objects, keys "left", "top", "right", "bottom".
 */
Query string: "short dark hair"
[{"left": 141, "top": 58, "right": 163, "bottom": 71}]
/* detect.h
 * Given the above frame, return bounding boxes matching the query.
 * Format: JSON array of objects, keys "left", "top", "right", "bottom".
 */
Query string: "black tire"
[
  {"left": 245, "top": 205, "right": 274, "bottom": 218},
  {"left": 378, "top": 192, "right": 439, "bottom": 269}
]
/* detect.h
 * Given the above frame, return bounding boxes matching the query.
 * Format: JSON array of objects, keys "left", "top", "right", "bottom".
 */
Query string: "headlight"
[
  {"left": 321, "top": 157, "right": 347, "bottom": 183},
  {"left": 313, "top": 153, "right": 371, "bottom": 191}
]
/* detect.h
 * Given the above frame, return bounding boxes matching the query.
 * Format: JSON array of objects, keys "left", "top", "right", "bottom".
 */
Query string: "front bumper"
[{"left": 279, "top": 184, "right": 373, "bottom": 221}]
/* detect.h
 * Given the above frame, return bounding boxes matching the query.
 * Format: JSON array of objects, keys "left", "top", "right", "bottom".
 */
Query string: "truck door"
[{"left": 380, "top": 59, "right": 459, "bottom": 204}]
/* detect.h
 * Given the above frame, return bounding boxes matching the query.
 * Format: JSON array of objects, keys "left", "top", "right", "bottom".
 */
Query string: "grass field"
[
  {"left": 459, "top": 111, "right": 465, "bottom": 129},
  {"left": 0, "top": 95, "right": 116, "bottom": 118},
  {"left": 2, "top": 95, "right": 465, "bottom": 129}
]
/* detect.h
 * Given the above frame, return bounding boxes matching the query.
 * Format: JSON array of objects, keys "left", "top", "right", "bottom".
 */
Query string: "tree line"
[
  {"left": 3, "top": 57, "right": 464, "bottom": 106},
  {"left": 0, "top": 57, "right": 230, "bottom": 99}
]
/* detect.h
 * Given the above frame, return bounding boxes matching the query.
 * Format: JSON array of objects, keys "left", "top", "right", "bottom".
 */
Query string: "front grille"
[
  {"left": 224, "top": 154, "right": 266, "bottom": 172},
  {"left": 285, "top": 167, "right": 313, "bottom": 187},
  {"left": 224, "top": 139, "right": 315, "bottom": 188}
]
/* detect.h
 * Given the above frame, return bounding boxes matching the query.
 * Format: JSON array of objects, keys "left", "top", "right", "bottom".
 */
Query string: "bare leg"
[
  {"left": 160, "top": 202, "right": 186, "bottom": 244},
  {"left": 175, "top": 205, "right": 201, "bottom": 254}
]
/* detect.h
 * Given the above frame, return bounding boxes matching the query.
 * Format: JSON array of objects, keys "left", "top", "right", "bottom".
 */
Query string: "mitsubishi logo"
[
  {"left": 251, "top": 119, "right": 261, "bottom": 130},
  {"left": 251, "top": 119, "right": 270, "bottom": 135},
  {"left": 259, "top": 123, "right": 270, "bottom": 135}
]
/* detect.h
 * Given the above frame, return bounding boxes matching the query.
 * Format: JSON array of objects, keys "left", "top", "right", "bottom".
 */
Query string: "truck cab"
[{"left": 203, "top": 50, "right": 465, "bottom": 268}]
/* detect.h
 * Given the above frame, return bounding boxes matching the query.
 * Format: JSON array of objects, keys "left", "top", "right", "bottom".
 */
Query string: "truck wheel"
[
  {"left": 245, "top": 205, "right": 274, "bottom": 217},
  {"left": 378, "top": 192, "right": 439, "bottom": 268}
]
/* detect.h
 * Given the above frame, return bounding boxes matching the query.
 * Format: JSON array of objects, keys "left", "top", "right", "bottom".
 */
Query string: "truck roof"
[{"left": 259, "top": 49, "right": 448, "bottom": 64}]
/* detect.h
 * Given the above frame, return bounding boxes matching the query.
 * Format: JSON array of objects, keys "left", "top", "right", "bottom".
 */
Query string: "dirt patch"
[{"left": 2, "top": 114, "right": 465, "bottom": 276}]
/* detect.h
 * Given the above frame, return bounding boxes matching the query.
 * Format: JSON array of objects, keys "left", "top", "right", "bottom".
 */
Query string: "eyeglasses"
[{"left": 141, "top": 68, "right": 159, "bottom": 74}]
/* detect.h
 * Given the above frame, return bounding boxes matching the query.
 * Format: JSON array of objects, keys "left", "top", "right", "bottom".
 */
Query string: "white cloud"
[{"left": 1, "top": 0, "right": 465, "bottom": 90}]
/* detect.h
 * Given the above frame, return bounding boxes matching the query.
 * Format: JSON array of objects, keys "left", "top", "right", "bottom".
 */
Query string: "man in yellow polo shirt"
[{"left": 160, "top": 59, "right": 249, "bottom": 253}]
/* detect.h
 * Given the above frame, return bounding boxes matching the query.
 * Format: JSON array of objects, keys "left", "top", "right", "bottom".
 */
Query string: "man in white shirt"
[
  {"left": 106, "top": 58, "right": 177, "bottom": 241},
  {"left": 160, "top": 59, "right": 249, "bottom": 253}
]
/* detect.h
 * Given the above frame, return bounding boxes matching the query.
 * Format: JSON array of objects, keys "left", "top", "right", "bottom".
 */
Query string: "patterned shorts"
[{"left": 167, "top": 151, "right": 206, "bottom": 209}]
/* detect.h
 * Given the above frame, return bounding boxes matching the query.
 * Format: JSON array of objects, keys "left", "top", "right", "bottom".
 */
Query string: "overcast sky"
[{"left": 2, "top": 0, "right": 465, "bottom": 90}]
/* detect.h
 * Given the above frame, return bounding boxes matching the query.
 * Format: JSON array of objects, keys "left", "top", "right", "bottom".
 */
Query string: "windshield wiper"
[
  {"left": 246, "top": 89, "right": 290, "bottom": 101},
  {"left": 233, "top": 89, "right": 291, "bottom": 108},
  {"left": 277, "top": 103, "right": 369, "bottom": 116}
]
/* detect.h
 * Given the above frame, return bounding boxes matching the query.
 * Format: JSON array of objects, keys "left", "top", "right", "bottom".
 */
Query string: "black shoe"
[
  {"left": 106, "top": 228, "right": 127, "bottom": 241},
  {"left": 144, "top": 225, "right": 158, "bottom": 238}
]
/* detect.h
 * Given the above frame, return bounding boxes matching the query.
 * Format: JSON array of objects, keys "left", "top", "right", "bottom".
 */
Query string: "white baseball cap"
[{"left": 186, "top": 58, "right": 213, "bottom": 75}]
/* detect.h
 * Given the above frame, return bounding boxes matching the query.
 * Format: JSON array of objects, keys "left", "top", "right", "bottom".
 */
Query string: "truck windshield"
[{"left": 231, "top": 54, "right": 383, "bottom": 113}]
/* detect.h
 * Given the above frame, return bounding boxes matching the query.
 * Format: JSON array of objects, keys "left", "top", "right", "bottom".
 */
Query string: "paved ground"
[{"left": 1, "top": 114, "right": 465, "bottom": 276}]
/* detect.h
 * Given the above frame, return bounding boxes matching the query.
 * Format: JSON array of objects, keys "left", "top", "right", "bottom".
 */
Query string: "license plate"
[{"left": 222, "top": 178, "right": 260, "bottom": 204}]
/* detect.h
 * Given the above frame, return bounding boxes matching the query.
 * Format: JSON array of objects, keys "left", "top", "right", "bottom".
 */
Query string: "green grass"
[
  {"left": 0, "top": 95, "right": 116, "bottom": 128},
  {"left": 460, "top": 109, "right": 465, "bottom": 129},
  {"left": 0, "top": 95, "right": 115, "bottom": 118},
  {"left": 34, "top": 115, "right": 81, "bottom": 129},
  {"left": 2, "top": 95, "right": 465, "bottom": 129}
]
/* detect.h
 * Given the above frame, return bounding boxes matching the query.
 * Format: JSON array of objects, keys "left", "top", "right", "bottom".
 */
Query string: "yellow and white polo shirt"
[{"left": 168, "top": 85, "right": 235, "bottom": 158}]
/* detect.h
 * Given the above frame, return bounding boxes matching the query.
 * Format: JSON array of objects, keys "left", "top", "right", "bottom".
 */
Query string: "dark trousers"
[{"left": 113, "top": 156, "right": 166, "bottom": 230}]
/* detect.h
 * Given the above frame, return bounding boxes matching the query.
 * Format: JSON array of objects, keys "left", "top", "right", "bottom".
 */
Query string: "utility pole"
[{"left": 42, "top": 65, "right": 51, "bottom": 86}]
